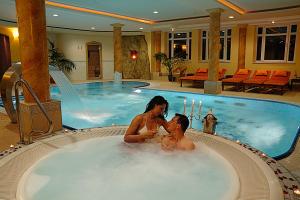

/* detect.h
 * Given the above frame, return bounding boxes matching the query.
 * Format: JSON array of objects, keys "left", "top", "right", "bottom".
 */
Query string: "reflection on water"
[{"left": 50, "top": 81, "right": 300, "bottom": 157}]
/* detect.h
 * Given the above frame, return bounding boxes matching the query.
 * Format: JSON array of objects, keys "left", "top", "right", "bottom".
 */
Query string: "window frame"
[
  {"left": 255, "top": 24, "right": 297, "bottom": 63},
  {"left": 201, "top": 28, "right": 232, "bottom": 63},
  {"left": 168, "top": 32, "right": 192, "bottom": 60}
]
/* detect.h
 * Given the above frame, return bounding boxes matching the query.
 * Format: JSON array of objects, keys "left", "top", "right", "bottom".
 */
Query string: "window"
[
  {"left": 201, "top": 28, "right": 231, "bottom": 62},
  {"left": 168, "top": 32, "right": 192, "bottom": 59},
  {"left": 256, "top": 24, "right": 297, "bottom": 62}
]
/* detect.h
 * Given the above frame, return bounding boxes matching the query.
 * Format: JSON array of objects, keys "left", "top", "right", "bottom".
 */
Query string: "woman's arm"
[
  {"left": 160, "top": 119, "right": 171, "bottom": 133},
  {"left": 124, "top": 115, "right": 145, "bottom": 143},
  {"left": 124, "top": 115, "right": 156, "bottom": 143}
]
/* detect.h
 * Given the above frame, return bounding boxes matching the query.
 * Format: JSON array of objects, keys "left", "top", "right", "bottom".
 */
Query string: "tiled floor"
[{"left": 1, "top": 79, "right": 300, "bottom": 187}]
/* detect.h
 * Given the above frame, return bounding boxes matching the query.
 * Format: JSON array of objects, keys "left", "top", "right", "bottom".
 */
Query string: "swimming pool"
[{"left": 50, "top": 81, "right": 300, "bottom": 158}]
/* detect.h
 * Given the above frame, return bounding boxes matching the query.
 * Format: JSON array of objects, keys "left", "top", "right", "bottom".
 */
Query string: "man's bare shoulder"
[{"left": 179, "top": 137, "right": 195, "bottom": 150}]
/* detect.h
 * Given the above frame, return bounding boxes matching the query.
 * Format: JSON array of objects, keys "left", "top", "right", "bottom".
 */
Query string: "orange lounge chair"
[
  {"left": 263, "top": 70, "right": 291, "bottom": 94},
  {"left": 180, "top": 68, "right": 226, "bottom": 87},
  {"left": 243, "top": 70, "right": 271, "bottom": 91},
  {"left": 180, "top": 68, "right": 208, "bottom": 87},
  {"left": 222, "top": 69, "right": 251, "bottom": 90}
]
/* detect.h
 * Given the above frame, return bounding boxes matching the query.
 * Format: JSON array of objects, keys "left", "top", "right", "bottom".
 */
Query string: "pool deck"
[{"left": 1, "top": 79, "right": 300, "bottom": 191}]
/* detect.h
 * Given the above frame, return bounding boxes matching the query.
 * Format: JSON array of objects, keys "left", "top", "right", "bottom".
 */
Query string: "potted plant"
[
  {"left": 154, "top": 52, "right": 182, "bottom": 82},
  {"left": 48, "top": 40, "right": 75, "bottom": 73}
]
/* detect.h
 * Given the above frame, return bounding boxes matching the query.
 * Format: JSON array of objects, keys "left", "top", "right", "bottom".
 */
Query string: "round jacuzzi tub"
[{"left": 17, "top": 135, "right": 239, "bottom": 200}]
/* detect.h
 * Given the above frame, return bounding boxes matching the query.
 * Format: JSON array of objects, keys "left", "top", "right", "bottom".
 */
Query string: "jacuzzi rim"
[{"left": 0, "top": 126, "right": 283, "bottom": 200}]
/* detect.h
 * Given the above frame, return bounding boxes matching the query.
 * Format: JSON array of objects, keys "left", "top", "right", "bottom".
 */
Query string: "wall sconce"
[
  {"left": 130, "top": 50, "right": 138, "bottom": 60},
  {"left": 9, "top": 28, "right": 19, "bottom": 39}
]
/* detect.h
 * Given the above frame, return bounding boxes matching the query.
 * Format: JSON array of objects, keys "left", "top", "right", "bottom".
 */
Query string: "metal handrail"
[{"left": 15, "top": 78, "right": 54, "bottom": 144}]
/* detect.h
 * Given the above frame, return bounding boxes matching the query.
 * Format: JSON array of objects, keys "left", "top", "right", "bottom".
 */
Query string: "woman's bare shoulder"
[{"left": 132, "top": 114, "right": 145, "bottom": 122}]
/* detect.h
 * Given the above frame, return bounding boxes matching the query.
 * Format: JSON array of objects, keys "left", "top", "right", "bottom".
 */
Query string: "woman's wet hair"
[{"left": 144, "top": 96, "right": 169, "bottom": 119}]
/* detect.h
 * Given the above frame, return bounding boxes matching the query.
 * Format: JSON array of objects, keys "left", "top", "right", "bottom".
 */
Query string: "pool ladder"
[{"left": 15, "top": 78, "right": 54, "bottom": 144}]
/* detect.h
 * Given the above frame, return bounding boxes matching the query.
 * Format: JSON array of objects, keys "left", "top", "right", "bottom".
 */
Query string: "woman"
[{"left": 124, "top": 96, "right": 169, "bottom": 143}]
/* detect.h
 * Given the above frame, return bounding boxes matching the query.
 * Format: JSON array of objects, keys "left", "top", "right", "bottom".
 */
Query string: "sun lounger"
[
  {"left": 243, "top": 70, "right": 271, "bottom": 91},
  {"left": 222, "top": 69, "right": 251, "bottom": 90},
  {"left": 180, "top": 68, "right": 226, "bottom": 87},
  {"left": 263, "top": 70, "right": 291, "bottom": 95}
]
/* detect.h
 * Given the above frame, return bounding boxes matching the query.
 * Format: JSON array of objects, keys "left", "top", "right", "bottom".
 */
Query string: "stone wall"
[{"left": 122, "top": 35, "right": 150, "bottom": 79}]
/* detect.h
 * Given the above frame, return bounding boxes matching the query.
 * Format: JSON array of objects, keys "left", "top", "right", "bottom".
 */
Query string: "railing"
[{"left": 15, "top": 79, "right": 54, "bottom": 144}]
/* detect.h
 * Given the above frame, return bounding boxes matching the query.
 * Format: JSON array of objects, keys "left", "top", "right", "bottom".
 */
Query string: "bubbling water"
[{"left": 20, "top": 136, "right": 239, "bottom": 200}]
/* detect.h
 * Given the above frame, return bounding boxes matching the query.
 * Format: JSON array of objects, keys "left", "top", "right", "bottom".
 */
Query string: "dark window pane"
[
  {"left": 173, "top": 40, "right": 187, "bottom": 59},
  {"left": 202, "top": 31, "right": 206, "bottom": 37},
  {"left": 291, "top": 25, "right": 297, "bottom": 33},
  {"left": 202, "top": 39, "right": 206, "bottom": 60},
  {"left": 189, "top": 32, "right": 192, "bottom": 37},
  {"left": 264, "top": 35, "right": 286, "bottom": 60},
  {"left": 227, "top": 29, "right": 231, "bottom": 36},
  {"left": 266, "top": 27, "right": 287, "bottom": 34},
  {"left": 219, "top": 38, "right": 224, "bottom": 59},
  {"left": 168, "top": 41, "right": 172, "bottom": 58},
  {"left": 174, "top": 33, "right": 187, "bottom": 38},
  {"left": 227, "top": 37, "right": 231, "bottom": 60},
  {"left": 288, "top": 35, "right": 296, "bottom": 61},
  {"left": 169, "top": 33, "right": 172, "bottom": 38},
  {"left": 189, "top": 39, "right": 192, "bottom": 60},
  {"left": 220, "top": 30, "right": 225, "bottom": 36},
  {"left": 256, "top": 36, "right": 262, "bottom": 60},
  {"left": 258, "top": 27, "right": 263, "bottom": 34}
]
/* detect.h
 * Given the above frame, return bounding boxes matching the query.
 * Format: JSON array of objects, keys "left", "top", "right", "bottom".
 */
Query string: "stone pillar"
[
  {"left": 204, "top": 8, "right": 223, "bottom": 94},
  {"left": 191, "top": 29, "right": 201, "bottom": 68},
  {"left": 16, "top": 0, "right": 50, "bottom": 102},
  {"left": 151, "top": 31, "right": 161, "bottom": 73},
  {"left": 238, "top": 24, "right": 247, "bottom": 69},
  {"left": 15, "top": 0, "right": 62, "bottom": 139},
  {"left": 111, "top": 23, "right": 124, "bottom": 81}
]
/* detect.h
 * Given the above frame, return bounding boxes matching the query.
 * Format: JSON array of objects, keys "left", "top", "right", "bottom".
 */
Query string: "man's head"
[{"left": 168, "top": 113, "right": 189, "bottom": 133}]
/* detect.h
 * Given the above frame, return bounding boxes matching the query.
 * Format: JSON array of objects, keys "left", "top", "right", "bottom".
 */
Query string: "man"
[{"left": 161, "top": 113, "right": 195, "bottom": 151}]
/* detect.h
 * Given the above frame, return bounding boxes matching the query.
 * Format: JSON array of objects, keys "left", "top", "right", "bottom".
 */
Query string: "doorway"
[
  {"left": 87, "top": 42, "right": 102, "bottom": 79},
  {"left": 0, "top": 34, "right": 11, "bottom": 82}
]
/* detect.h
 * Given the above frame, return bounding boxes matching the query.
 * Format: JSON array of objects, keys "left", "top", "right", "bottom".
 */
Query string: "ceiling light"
[
  {"left": 171, "top": 28, "right": 175, "bottom": 32},
  {"left": 139, "top": 27, "right": 144, "bottom": 30},
  {"left": 153, "top": 11, "right": 159, "bottom": 14},
  {"left": 53, "top": 14, "right": 59, "bottom": 17},
  {"left": 271, "top": 20, "right": 275, "bottom": 24},
  {"left": 228, "top": 16, "right": 234, "bottom": 19},
  {"left": 91, "top": 27, "right": 96, "bottom": 30}
]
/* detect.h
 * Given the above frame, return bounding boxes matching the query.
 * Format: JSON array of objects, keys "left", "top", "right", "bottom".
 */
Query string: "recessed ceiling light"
[
  {"left": 272, "top": 20, "right": 275, "bottom": 24},
  {"left": 153, "top": 11, "right": 159, "bottom": 14},
  {"left": 53, "top": 14, "right": 59, "bottom": 17},
  {"left": 228, "top": 16, "right": 234, "bottom": 19},
  {"left": 139, "top": 27, "right": 144, "bottom": 30},
  {"left": 91, "top": 27, "right": 96, "bottom": 30}
]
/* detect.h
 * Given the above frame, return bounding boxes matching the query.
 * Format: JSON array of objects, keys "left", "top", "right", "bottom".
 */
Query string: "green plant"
[
  {"left": 154, "top": 52, "right": 179, "bottom": 77},
  {"left": 48, "top": 40, "right": 75, "bottom": 73}
]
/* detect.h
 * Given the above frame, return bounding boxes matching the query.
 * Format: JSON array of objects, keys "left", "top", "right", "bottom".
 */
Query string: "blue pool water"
[{"left": 50, "top": 81, "right": 300, "bottom": 158}]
